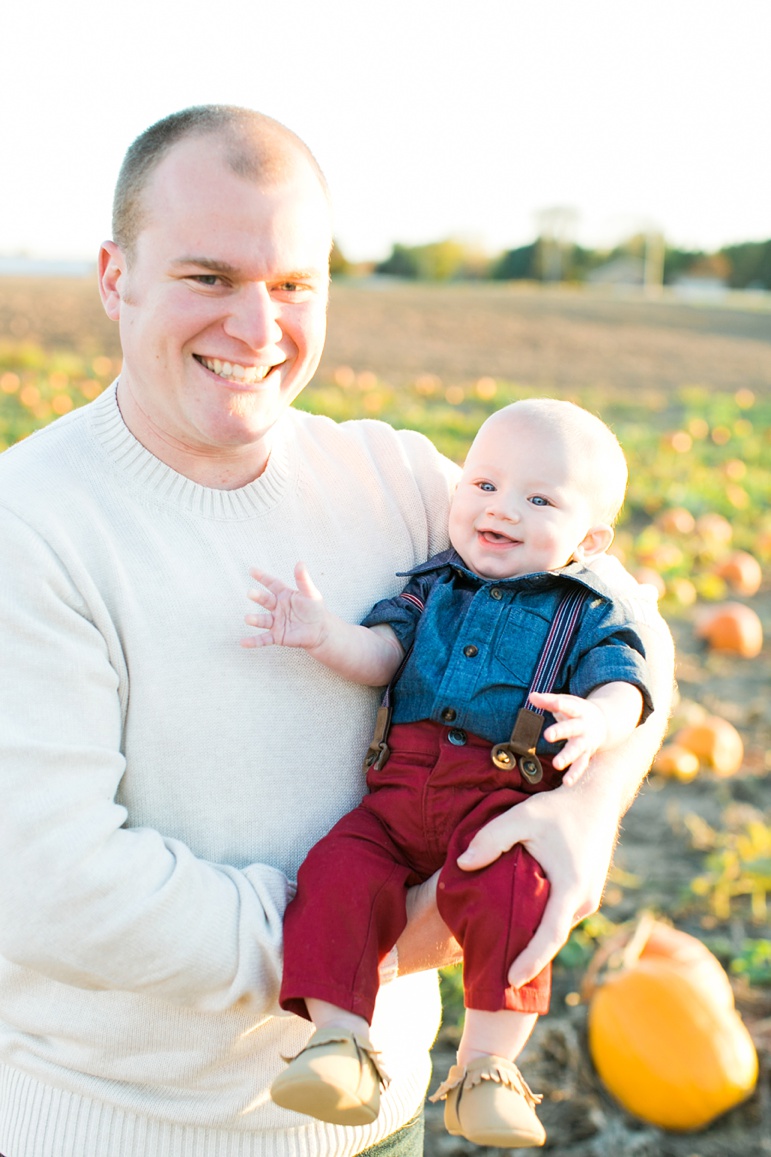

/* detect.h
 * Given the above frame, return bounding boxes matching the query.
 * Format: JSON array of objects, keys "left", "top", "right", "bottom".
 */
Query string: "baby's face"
[{"left": 448, "top": 414, "right": 598, "bottom": 580}]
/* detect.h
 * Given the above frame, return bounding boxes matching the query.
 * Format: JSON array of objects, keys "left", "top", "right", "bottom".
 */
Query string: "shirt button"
[
  {"left": 448, "top": 729, "right": 467, "bottom": 746},
  {"left": 441, "top": 707, "right": 457, "bottom": 722},
  {"left": 490, "top": 587, "right": 502, "bottom": 600},
  {"left": 463, "top": 644, "right": 479, "bottom": 658}
]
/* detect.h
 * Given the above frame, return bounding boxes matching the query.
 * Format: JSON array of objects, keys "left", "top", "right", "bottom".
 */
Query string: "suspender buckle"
[
  {"left": 363, "top": 704, "right": 392, "bottom": 773},
  {"left": 492, "top": 707, "right": 544, "bottom": 783},
  {"left": 364, "top": 740, "right": 391, "bottom": 773}
]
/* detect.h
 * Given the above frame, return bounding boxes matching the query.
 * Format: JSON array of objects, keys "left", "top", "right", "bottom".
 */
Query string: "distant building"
[
  {"left": 671, "top": 253, "right": 729, "bottom": 299},
  {"left": 586, "top": 257, "right": 645, "bottom": 286}
]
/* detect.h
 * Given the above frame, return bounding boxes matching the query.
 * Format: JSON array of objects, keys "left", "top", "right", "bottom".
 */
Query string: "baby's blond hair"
[{"left": 482, "top": 399, "right": 628, "bottom": 526}]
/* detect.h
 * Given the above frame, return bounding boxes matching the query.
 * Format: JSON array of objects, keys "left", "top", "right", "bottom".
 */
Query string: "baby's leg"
[
  {"left": 457, "top": 1007, "right": 538, "bottom": 1068},
  {"left": 272, "top": 802, "right": 415, "bottom": 1125},
  {"left": 305, "top": 997, "right": 369, "bottom": 1038},
  {"left": 430, "top": 787, "right": 551, "bottom": 1147}
]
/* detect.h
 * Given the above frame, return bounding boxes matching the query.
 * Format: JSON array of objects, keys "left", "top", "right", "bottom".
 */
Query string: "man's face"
[
  {"left": 448, "top": 414, "right": 598, "bottom": 579},
  {"left": 99, "top": 135, "right": 331, "bottom": 484}
]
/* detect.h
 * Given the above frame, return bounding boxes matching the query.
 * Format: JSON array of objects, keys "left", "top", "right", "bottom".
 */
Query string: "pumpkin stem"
[
  {"left": 580, "top": 911, "right": 658, "bottom": 1001},
  {"left": 621, "top": 911, "right": 657, "bottom": 971}
]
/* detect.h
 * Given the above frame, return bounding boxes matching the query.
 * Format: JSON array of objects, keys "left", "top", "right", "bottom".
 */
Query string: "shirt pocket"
[{"left": 488, "top": 605, "right": 553, "bottom": 689}]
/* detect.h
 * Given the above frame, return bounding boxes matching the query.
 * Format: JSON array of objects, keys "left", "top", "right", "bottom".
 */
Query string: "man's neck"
[{"left": 115, "top": 379, "right": 274, "bottom": 490}]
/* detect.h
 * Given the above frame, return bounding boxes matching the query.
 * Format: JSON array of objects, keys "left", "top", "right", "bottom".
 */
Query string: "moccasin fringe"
[{"left": 430, "top": 1057, "right": 542, "bottom": 1110}]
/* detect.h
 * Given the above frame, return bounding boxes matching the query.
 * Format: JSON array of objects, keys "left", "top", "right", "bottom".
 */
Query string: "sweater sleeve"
[{"left": 0, "top": 507, "right": 291, "bottom": 1017}]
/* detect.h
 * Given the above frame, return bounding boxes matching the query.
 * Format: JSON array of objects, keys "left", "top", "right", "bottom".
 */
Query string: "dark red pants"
[{"left": 281, "top": 720, "right": 559, "bottom": 1024}]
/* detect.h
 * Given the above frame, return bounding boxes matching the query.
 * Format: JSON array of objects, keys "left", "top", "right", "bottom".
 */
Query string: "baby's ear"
[{"left": 573, "top": 523, "right": 614, "bottom": 564}]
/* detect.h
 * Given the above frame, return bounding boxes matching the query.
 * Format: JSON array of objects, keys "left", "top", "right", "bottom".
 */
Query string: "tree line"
[{"left": 330, "top": 234, "right": 771, "bottom": 290}]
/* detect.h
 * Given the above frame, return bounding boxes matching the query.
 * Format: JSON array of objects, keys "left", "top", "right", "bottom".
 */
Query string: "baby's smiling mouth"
[
  {"left": 478, "top": 529, "right": 521, "bottom": 545},
  {"left": 194, "top": 355, "right": 275, "bottom": 384}
]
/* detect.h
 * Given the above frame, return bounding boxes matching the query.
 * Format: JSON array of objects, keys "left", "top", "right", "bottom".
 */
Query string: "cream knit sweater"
[{"left": 0, "top": 384, "right": 458, "bottom": 1157}]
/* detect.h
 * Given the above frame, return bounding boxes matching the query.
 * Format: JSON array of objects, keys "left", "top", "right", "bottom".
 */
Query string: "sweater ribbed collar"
[{"left": 88, "top": 381, "right": 299, "bottom": 519}]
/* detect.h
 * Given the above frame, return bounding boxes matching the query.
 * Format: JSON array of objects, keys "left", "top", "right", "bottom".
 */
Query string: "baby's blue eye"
[
  {"left": 478, "top": 482, "right": 496, "bottom": 492},
  {"left": 529, "top": 495, "right": 550, "bottom": 507}
]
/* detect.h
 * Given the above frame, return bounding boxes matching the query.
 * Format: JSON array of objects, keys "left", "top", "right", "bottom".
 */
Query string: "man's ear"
[
  {"left": 98, "top": 241, "right": 127, "bottom": 321},
  {"left": 573, "top": 523, "right": 614, "bottom": 564}
]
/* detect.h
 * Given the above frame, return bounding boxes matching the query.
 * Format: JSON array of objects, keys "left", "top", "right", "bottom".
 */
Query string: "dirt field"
[
  {"left": 1, "top": 276, "right": 770, "bottom": 1153},
  {"left": 322, "top": 280, "right": 771, "bottom": 397}
]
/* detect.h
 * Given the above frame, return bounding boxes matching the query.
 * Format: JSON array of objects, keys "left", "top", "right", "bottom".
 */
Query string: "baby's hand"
[
  {"left": 241, "top": 562, "right": 328, "bottom": 651},
  {"left": 527, "top": 691, "right": 608, "bottom": 786}
]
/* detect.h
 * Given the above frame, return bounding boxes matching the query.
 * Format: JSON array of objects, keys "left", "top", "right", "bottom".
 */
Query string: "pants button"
[{"left": 447, "top": 728, "right": 467, "bottom": 746}]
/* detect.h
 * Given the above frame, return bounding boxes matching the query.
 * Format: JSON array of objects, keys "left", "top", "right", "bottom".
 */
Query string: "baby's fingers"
[
  {"left": 552, "top": 737, "right": 590, "bottom": 771},
  {"left": 246, "top": 584, "right": 277, "bottom": 609},
  {"left": 543, "top": 716, "right": 587, "bottom": 744},
  {"left": 529, "top": 691, "right": 582, "bottom": 717},
  {"left": 561, "top": 754, "right": 590, "bottom": 786},
  {"left": 239, "top": 630, "right": 275, "bottom": 649},
  {"left": 293, "top": 561, "right": 322, "bottom": 601},
  {"left": 248, "top": 566, "right": 290, "bottom": 598}
]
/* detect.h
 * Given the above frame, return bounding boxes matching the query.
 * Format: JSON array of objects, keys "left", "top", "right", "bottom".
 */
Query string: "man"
[{"left": 0, "top": 106, "right": 673, "bottom": 1157}]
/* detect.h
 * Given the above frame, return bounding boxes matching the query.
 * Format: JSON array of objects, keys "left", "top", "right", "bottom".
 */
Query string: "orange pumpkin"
[
  {"left": 695, "top": 602, "right": 763, "bottom": 658},
  {"left": 674, "top": 716, "right": 744, "bottom": 777},
  {"left": 586, "top": 916, "right": 758, "bottom": 1131},
  {"left": 695, "top": 512, "right": 733, "bottom": 548},
  {"left": 715, "top": 551, "right": 763, "bottom": 597},
  {"left": 656, "top": 507, "right": 695, "bottom": 535},
  {"left": 588, "top": 959, "right": 758, "bottom": 1131},
  {"left": 634, "top": 919, "right": 735, "bottom": 1010},
  {"left": 652, "top": 743, "right": 700, "bottom": 781}
]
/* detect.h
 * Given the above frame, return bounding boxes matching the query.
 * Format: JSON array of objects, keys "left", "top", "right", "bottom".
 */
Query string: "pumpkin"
[
  {"left": 652, "top": 743, "right": 699, "bottom": 781},
  {"left": 715, "top": 551, "right": 763, "bottom": 597},
  {"left": 585, "top": 915, "right": 758, "bottom": 1131},
  {"left": 695, "top": 512, "right": 733, "bottom": 549},
  {"left": 588, "top": 959, "right": 758, "bottom": 1130},
  {"left": 695, "top": 602, "right": 763, "bottom": 658},
  {"left": 674, "top": 716, "right": 744, "bottom": 777},
  {"left": 656, "top": 507, "right": 695, "bottom": 535},
  {"left": 632, "top": 918, "right": 735, "bottom": 1010}
]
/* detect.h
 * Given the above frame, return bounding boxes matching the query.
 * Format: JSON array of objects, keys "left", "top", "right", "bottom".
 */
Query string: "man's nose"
[{"left": 223, "top": 282, "right": 282, "bottom": 349}]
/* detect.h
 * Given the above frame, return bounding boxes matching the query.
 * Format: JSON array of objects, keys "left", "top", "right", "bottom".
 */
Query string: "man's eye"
[
  {"left": 529, "top": 495, "right": 550, "bottom": 507},
  {"left": 191, "top": 274, "right": 222, "bottom": 287}
]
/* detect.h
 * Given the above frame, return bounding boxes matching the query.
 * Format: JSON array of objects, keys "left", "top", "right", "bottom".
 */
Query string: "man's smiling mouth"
[{"left": 195, "top": 355, "right": 275, "bottom": 384}]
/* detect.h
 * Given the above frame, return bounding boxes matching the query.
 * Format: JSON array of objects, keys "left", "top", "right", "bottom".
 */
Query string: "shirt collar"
[{"left": 398, "top": 550, "right": 616, "bottom": 600}]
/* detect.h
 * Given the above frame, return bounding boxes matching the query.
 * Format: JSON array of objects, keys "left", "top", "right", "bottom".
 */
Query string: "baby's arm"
[
  {"left": 528, "top": 682, "right": 644, "bottom": 786},
  {"left": 241, "top": 563, "right": 404, "bottom": 686}
]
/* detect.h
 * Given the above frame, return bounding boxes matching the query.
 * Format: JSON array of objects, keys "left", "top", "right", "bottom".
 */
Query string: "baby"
[{"left": 242, "top": 399, "right": 653, "bottom": 1149}]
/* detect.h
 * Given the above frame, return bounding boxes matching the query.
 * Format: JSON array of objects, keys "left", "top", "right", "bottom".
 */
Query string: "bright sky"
[{"left": 4, "top": 0, "right": 770, "bottom": 263}]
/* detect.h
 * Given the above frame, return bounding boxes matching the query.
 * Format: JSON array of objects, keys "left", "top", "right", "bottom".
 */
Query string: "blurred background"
[{"left": 2, "top": 3, "right": 770, "bottom": 1153}]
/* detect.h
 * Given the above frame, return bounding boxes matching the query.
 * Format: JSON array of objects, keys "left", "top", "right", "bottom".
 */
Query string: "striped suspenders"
[
  {"left": 363, "top": 583, "right": 589, "bottom": 782},
  {"left": 491, "top": 586, "right": 589, "bottom": 783}
]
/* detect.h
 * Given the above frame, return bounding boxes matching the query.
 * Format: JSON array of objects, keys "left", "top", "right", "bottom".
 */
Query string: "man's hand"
[
  {"left": 242, "top": 562, "right": 327, "bottom": 651},
  {"left": 528, "top": 690, "right": 607, "bottom": 785},
  {"left": 456, "top": 782, "right": 615, "bottom": 987}
]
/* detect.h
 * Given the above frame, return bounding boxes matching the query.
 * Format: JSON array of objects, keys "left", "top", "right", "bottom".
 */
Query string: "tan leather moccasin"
[
  {"left": 430, "top": 1054, "right": 546, "bottom": 1148},
  {"left": 270, "top": 1027, "right": 389, "bottom": 1126}
]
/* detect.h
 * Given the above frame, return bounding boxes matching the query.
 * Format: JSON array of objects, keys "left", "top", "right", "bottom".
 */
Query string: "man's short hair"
[{"left": 112, "top": 105, "right": 329, "bottom": 258}]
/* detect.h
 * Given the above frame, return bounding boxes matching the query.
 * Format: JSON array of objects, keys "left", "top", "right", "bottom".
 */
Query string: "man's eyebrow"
[
  {"left": 171, "top": 256, "right": 325, "bottom": 281},
  {"left": 171, "top": 257, "right": 241, "bottom": 275}
]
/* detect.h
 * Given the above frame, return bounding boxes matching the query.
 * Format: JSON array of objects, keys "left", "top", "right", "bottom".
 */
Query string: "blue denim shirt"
[{"left": 361, "top": 549, "right": 654, "bottom": 753}]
